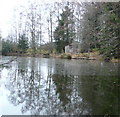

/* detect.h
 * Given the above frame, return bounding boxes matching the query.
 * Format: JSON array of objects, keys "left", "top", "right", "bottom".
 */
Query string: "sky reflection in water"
[{"left": 0, "top": 57, "right": 119, "bottom": 115}]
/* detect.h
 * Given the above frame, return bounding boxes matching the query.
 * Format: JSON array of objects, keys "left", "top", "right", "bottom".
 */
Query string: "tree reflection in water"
[
  {"left": 5, "top": 58, "right": 88, "bottom": 115},
  {"left": 78, "top": 75, "right": 119, "bottom": 115},
  {"left": 3, "top": 57, "right": 119, "bottom": 115},
  {"left": 52, "top": 74, "right": 89, "bottom": 114}
]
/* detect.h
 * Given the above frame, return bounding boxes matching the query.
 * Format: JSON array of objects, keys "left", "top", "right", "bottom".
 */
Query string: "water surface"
[{"left": 0, "top": 56, "right": 119, "bottom": 115}]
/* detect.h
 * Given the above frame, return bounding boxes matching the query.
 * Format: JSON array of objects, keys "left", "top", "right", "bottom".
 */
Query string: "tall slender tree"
[{"left": 54, "top": 5, "right": 75, "bottom": 53}]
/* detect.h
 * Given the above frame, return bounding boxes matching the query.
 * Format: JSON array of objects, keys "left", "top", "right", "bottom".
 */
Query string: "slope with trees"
[{"left": 1, "top": 2, "right": 119, "bottom": 61}]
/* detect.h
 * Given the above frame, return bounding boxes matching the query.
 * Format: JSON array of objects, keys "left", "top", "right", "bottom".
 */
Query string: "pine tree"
[
  {"left": 54, "top": 5, "right": 75, "bottom": 53},
  {"left": 18, "top": 34, "right": 29, "bottom": 53},
  {"left": 98, "top": 3, "right": 120, "bottom": 59}
]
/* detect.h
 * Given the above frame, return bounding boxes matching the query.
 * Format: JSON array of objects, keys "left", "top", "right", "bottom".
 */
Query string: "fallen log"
[{"left": 0, "top": 57, "right": 17, "bottom": 66}]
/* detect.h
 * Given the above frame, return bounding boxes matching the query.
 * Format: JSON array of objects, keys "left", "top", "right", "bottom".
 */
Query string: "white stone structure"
[{"left": 65, "top": 41, "right": 81, "bottom": 54}]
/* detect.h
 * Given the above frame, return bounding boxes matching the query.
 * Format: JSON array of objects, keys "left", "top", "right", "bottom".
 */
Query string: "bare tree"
[{"left": 26, "top": 3, "right": 37, "bottom": 56}]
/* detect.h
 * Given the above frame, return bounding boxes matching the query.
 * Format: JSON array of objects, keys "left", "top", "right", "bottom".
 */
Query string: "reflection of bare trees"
[
  {"left": 5, "top": 58, "right": 60, "bottom": 115},
  {"left": 5, "top": 57, "right": 89, "bottom": 115},
  {"left": 4, "top": 57, "right": 119, "bottom": 115}
]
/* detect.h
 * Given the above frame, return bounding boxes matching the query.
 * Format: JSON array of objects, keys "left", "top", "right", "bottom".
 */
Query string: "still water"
[{"left": 0, "top": 56, "right": 119, "bottom": 115}]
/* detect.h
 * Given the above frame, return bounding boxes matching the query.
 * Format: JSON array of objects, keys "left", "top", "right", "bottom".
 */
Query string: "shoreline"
[{"left": 2, "top": 52, "right": 119, "bottom": 63}]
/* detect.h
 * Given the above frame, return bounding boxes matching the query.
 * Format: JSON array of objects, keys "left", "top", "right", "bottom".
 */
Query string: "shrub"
[{"left": 61, "top": 54, "right": 71, "bottom": 59}]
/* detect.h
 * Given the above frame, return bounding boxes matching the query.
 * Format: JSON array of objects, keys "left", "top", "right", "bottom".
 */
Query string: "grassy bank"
[
  {"left": 4, "top": 51, "right": 119, "bottom": 63},
  {"left": 51, "top": 51, "right": 102, "bottom": 60},
  {"left": 51, "top": 52, "right": 119, "bottom": 63}
]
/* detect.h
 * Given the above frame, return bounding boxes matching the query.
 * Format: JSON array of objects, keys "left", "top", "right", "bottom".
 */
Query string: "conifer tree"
[{"left": 54, "top": 5, "right": 75, "bottom": 53}]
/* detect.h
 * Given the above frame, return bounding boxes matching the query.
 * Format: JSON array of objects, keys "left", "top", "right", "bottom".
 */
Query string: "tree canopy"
[
  {"left": 54, "top": 5, "right": 75, "bottom": 53},
  {"left": 1, "top": 2, "right": 120, "bottom": 60}
]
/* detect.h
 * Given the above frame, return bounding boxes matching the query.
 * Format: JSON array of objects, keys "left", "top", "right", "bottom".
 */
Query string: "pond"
[{"left": 0, "top": 56, "right": 119, "bottom": 115}]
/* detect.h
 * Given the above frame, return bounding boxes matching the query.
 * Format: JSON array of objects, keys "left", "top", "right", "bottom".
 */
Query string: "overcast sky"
[
  {"left": 0, "top": 0, "right": 64, "bottom": 38},
  {"left": 0, "top": 0, "right": 119, "bottom": 38},
  {"left": 0, "top": 0, "right": 29, "bottom": 37}
]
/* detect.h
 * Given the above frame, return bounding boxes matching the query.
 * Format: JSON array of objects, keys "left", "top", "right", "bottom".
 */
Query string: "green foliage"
[
  {"left": 2, "top": 40, "right": 18, "bottom": 55},
  {"left": 54, "top": 5, "right": 75, "bottom": 53},
  {"left": 18, "top": 34, "right": 29, "bottom": 53},
  {"left": 2, "top": 40, "right": 11, "bottom": 55},
  {"left": 61, "top": 53, "right": 71, "bottom": 59},
  {"left": 1, "top": 2, "right": 119, "bottom": 60},
  {"left": 26, "top": 48, "right": 35, "bottom": 55},
  {"left": 39, "top": 50, "right": 49, "bottom": 54},
  {"left": 81, "top": 3, "right": 120, "bottom": 59},
  {"left": 98, "top": 3, "right": 119, "bottom": 59},
  {"left": 38, "top": 42, "right": 56, "bottom": 54},
  {"left": 2, "top": 34, "right": 29, "bottom": 55}
]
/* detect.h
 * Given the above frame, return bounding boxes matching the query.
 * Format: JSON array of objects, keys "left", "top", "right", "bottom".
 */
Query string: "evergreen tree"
[
  {"left": 98, "top": 3, "right": 120, "bottom": 59},
  {"left": 80, "top": 3, "right": 102, "bottom": 52},
  {"left": 2, "top": 40, "right": 12, "bottom": 55},
  {"left": 54, "top": 5, "right": 75, "bottom": 53},
  {"left": 80, "top": 2, "right": 120, "bottom": 59},
  {"left": 18, "top": 34, "right": 29, "bottom": 53}
]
